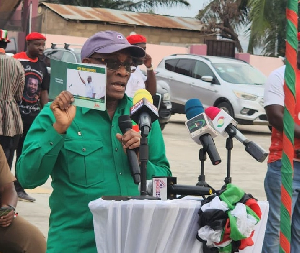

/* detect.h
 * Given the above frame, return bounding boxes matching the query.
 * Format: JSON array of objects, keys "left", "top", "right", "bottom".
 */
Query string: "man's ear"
[{"left": 82, "top": 58, "right": 91, "bottom": 63}]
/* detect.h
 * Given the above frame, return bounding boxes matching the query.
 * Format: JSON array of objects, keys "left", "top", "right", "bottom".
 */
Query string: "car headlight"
[
  {"left": 163, "top": 92, "right": 170, "bottom": 100},
  {"left": 233, "top": 91, "right": 258, "bottom": 101}
]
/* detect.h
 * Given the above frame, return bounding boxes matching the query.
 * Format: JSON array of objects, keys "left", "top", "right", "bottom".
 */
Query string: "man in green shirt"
[{"left": 16, "top": 30, "right": 171, "bottom": 252}]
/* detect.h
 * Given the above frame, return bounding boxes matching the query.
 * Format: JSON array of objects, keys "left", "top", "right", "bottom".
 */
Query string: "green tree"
[
  {"left": 247, "top": 0, "right": 287, "bottom": 56},
  {"left": 44, "top": 0, "right": 190, "bottom": 11},
  {"left": 197, "top": 0, "right": 249, "bottom": 53}
]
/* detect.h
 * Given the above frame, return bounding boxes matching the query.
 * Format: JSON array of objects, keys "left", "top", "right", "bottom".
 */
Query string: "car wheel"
[
  {"left": 160, "top": 123, "right": 166, "bottom": 131},
  {"left": 217, "top": 102, "right": 234, "bottom": 117}
]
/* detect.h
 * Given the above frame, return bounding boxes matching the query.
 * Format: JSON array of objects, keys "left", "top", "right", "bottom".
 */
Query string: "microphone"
[
  {"left": 118, "top": 115, "right": 141, "bottom": 184},
  {"left": 205, "top": 107, "right": 268, "bottom": 163},
  {"left": 130, "top": 89, "right": 159, "bottom": 137},
  {"left": 151, "top": 177, "right": 213, "bottom": 200},
  {"left": 185, "top": 99, "right": 221, "bottom": 165}
]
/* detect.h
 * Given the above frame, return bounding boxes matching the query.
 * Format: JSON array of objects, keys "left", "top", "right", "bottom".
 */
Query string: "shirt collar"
[{"left": 81, "top": 94, "right": 130, "bottom": 115}]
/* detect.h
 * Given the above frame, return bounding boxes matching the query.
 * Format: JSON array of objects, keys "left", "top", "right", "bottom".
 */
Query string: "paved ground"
[{"left": 15, "top": 114, "right": 271, "bottom": 238}]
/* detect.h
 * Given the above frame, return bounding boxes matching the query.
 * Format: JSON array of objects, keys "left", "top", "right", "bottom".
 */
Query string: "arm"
[
  {"left": 14, "top": 61, "right": 25, "bottom": 103},
  {"left": 265, "top": 105, "right": 300, "bottom": 138},
  {"left": 40, "top": 90, "right": 49, "bottom": 107},
  {"left": 17, "top": 91, "right": 76, "bottom": 188},
  {"left": 264, "top": 66, "right": 300, "bottom": 137},
  {"left": 144, "top": 53, "right": 157, "bottom": 96},
  {"left": 78, "top": 72, "right": 86, "bottom": 85},
  {"left": 1, "top": 181, "right": 17, "bottom": 209},
  {"left": 16, "top": 105, "right": 65, "bottom": 188},
  {"left": 40, "top": 65, "right": 50, "bottom": 107},
  {"left": 0, "top": 182, "right": 17, "bottom": 227},
  {"left": 0, "top": 146, "right": 17, "bottom": 227},
  {"left": 146, "top": 121, "right": 172, "bottom": 178}
]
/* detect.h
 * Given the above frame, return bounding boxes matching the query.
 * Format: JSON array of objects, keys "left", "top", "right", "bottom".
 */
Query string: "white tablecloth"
[{"left": 89, "top": 199, "right": 268, "bottom": 253}]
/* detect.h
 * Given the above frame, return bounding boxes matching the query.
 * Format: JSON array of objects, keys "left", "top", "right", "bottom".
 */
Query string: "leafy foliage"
[
  {"left": 197, "top": 0, "right": 249, "bottom": 53},
  {"left": 247, "top": 0, "right": 287, "bottom": 56}
]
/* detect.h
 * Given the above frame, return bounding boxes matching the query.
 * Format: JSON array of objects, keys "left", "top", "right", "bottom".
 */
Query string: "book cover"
[{"left": 49, "top": 59, "right": 106, "bottom": 110}]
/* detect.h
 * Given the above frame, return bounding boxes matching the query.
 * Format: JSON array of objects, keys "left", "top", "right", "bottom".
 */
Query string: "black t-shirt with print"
[{"left": 14, "top": 52, "right": 50, "bottom": 124}]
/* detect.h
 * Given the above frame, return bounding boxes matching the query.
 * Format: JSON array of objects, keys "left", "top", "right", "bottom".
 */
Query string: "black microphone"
[
  {"left": 130, "top": 89, "right": 159, "bottom": 137},
  {"left": 185, "top": 99, "right": 221, "bottom": 165},
  {"left": 118, "top": 115, "right": 141, "bottom": 184},
  {"left": 205, "top": 107, "right": 268, "bottom": 163},
  {"left": 151, "top": 177, "right": 213, "bottom": 200}
]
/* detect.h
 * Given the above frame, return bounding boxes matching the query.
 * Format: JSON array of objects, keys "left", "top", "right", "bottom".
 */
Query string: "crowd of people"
[{"left": 1, "top": 26, "right": 300, "bottom": 253}]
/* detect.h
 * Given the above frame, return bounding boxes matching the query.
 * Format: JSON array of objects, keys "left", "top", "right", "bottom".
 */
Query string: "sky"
[
  {"left": 154, "top": 0, "right": 250, "bottom": 53},
  {"left": 154, "top": 0, "right": 206, "bottom": 18}
]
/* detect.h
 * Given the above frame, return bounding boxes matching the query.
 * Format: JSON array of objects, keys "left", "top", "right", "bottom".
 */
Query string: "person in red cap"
[
  {"left": 125, "top": 33, "right": 157, "bottom": 97},
  {"left": 13, "top": 32, "right": 50, "bottom": 202},
  {"left": 262, "top": 33, "right": 300, "bottom": 253},
  {"left": 0, "top": 29, "right": 25, "bottom": 176}
]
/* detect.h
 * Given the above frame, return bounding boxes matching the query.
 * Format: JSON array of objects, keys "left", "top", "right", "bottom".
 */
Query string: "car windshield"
[{"left": 212, "top": 62, "right": 266, "bottom": 85}]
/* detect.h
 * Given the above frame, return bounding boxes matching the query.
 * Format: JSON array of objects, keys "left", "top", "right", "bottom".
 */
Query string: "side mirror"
[{"left": 201, "top": 76, "right": 213, "bottom": 82}]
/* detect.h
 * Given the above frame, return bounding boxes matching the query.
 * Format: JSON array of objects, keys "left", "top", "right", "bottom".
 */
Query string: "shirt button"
[
  {"left": 50, "top": 142, "right": 53, "bottom": 145},
  {"left": 115, "top": 148, "right": 118, "bottom": 152},
  {"left": 119, "top": 172, "right": 122, "bottom": 175},
  {"left": 112, "top": 124, "right": 114, "bottom": 127},
  {"left": 82, "top": 148, "right": 86, "bottom": 152}
]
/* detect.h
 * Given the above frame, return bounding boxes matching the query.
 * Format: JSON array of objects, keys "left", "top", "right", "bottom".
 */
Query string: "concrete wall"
[
  {"left": 43, "top": 34, "right": 189, "bottom": 69},
  {"left": 43, "top": 33, "right": 283, "bottom": 77},
  {"left": 249, "top": 55, "right": 284, "bottom": 77},
  {"left": 40, "top": 7, "right": 206, "bottom": 46}
]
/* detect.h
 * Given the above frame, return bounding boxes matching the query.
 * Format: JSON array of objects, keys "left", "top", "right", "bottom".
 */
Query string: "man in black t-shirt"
[{"left": 13, "top": 32, "right": 49, "bottom": 202}]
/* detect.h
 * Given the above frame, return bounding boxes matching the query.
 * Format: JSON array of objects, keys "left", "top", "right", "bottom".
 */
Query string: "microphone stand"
[
  {"left": 224, "top": 136, "right": 233, "bottom": 186},
  {"left": 139, "top": 136, "right": 148, "bottom": 195},
  {"left": 196, "top": 148, "right": 210, "bottom": 188},
  {"left": 133, "top": 128, "right": 159, "bottom": 200}
]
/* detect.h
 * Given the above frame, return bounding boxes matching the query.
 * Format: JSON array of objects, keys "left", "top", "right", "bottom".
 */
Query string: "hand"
[
  {"left": 143, "top": 53, "right": 152, "bottom": 68},
  {"left": 116, "top": 129, "right": 141, "bottom": 151},
  {"left": 50, "top": 91, "right": 76, "bottom": 134},
  {"left": 0, "top": 209, "right": 14, "bottom": 227}
]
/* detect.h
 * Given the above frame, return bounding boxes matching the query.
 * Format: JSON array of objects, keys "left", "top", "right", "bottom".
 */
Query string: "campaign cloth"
[{"left": 196, "top": 184, "right": 262, "bottom": 253}]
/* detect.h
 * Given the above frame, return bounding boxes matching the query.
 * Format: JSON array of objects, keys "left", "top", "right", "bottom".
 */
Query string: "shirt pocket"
[{"left": 64, "top": 140, "right": 104, "bottom": 187}]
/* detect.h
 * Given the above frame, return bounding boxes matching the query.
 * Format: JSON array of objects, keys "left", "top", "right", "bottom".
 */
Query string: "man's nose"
[{"left": 116, "top": 66, "right": 129, "bottom": 77}]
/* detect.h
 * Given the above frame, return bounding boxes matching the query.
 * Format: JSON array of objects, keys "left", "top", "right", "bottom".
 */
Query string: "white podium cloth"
[{"left": 89, "top": 198, "right": 268, "bottom": 253}]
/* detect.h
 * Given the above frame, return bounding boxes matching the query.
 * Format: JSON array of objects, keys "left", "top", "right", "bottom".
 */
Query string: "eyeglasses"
[{"left": 90, "top": 57, "right": 133, "bottom": 73}]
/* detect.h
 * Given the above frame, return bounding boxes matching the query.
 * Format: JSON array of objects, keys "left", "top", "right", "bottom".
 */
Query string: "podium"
[{"left": 89, "top": 199, "right": 269, "bottom": 253}]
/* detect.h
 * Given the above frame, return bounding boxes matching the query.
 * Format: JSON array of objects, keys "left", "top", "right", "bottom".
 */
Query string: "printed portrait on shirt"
[{"left": 24, "top": 77, "right": 39, "bottom": 102}]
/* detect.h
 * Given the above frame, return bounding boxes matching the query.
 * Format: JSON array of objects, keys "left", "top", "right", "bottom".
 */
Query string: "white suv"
[{"left": 156, "top": 54, "right": 268, "bottom": 125}]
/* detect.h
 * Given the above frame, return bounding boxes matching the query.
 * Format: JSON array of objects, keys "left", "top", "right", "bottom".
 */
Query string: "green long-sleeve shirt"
[{"left": 17, "top": 96, "right": 171, "bottom": 253}]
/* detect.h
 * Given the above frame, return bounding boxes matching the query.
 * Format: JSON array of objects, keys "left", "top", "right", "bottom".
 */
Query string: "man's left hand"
[
  {"left": 116, "top": 129, "right": 141, "bottom": 150},
  {"left": 144, "top": 53, "right": 152, "bottom": 68},
  {"left": 0, "top": 210, "right": 14, "bottom": 227}
]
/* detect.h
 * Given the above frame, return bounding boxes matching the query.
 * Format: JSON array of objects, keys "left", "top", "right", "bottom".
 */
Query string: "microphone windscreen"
[
  {"left": 133, "top": 89, "right": 153, "bottom": 105},
  {"left": 205, "top": 107, "right": 221, "bottom": 120},
  {"left": 118, "top": 115, "right": 132, "bottom": 134},
  {"left": 185, "top": 99, "right": 204, "bottom": 120}
]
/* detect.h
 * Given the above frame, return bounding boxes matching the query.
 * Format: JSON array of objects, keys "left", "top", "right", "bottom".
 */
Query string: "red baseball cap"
[
  {"left": 126, "top": 34, "right": 147, "bottom": 45},
  {"left": 26, "top": 32, "right": 46, "bottom": 41}
]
